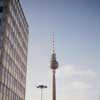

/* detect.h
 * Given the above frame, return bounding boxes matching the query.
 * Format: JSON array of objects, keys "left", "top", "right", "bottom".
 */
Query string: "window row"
[
  {"left": 0, "top": 67, "right": 25, "bottom": 97},
  {"left": 9, "top": 2, "right": 28, "bottom": 49},
  {"left": 7, "top": 18, "right": 27, "bottom": 59},
  {"left": 5, "top": 33, "right": 27, "bottom": 74},
  {"left": 6, "top": 19, "right": 27, "bottom": 65},
  {"left": 12, "top": 0, "right": 28, "bottom": 38},
  {"left": 0, "top": 82, "right": 24, "bottom": 100},
  {"left": 3, "top": 51, "right": 26, "bottom": 85}
]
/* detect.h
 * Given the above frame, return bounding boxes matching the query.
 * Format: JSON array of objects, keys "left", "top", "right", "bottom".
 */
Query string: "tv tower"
[{"left": 50, "top": 33, "right": 59, "bottom": 100}]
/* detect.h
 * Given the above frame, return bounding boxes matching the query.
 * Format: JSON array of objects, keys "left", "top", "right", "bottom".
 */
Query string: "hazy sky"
[{"left": 21, "top": 0, "right": 100, "bottom": 100}]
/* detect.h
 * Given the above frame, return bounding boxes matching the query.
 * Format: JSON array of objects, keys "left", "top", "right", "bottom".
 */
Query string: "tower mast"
[{"left": 50, "top": 33, "right": 59, "bottom": 100}]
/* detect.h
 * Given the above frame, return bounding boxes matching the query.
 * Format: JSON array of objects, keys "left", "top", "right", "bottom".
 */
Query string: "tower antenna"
[{"left": 52, "top": 32, "right": 55, "bottom": 53}]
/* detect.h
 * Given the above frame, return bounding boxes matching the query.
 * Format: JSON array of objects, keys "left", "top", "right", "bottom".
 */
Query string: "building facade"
[{"left": 0, "top": 0, "right": 29, "bottom": 100}]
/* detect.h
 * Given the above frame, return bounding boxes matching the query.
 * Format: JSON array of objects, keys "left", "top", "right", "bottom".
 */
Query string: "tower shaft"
[{"left": 52, "top": 70, "right": 56, "bottom": 100}]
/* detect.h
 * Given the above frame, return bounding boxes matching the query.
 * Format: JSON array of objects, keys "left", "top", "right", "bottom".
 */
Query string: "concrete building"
[{"left": 0, "top": 0, "right": 29, "bottom": 100}]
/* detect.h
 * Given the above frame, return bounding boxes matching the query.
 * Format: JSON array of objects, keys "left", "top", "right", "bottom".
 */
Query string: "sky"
[{"left": 20, "top": 0, "right": 100, "bottom": 100}]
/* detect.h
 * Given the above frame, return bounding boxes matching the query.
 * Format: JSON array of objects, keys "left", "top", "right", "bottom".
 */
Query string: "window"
[
  {"left": 0, "top": 7, "right": 3, "bottom": 13},
  {"left": 0, "top": 82, "right": 1, "bottom": 92},
  {"left": 0, "top": 40, "right": 2, "bottom": 48},
  {"left": 0, "top": 67, "right": 2, "bottom": 78},
  {"left": 0, "top": 18, "right": 1, "bottom": 25}
]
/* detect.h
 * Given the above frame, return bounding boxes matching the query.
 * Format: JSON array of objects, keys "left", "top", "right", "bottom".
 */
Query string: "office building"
[{"left": 0, "top": 0, "right": 29, "bottom": 100}]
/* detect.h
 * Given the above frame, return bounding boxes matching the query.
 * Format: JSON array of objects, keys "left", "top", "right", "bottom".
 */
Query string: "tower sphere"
[{"left": 50, "top": 53, "right": 58, "bottom": 70}]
